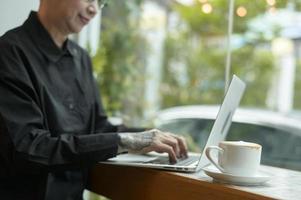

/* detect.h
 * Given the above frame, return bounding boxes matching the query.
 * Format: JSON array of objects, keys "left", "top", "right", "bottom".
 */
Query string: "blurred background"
[
  {"left": 90, "top": 0, "right": 301, "bottom": 126},
  {"left": 2, "top": 0, "right": 301, "bottom": 199}
]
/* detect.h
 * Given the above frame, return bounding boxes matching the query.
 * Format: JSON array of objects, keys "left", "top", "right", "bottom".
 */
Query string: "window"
[{"left": 157, "top": 117, "right": 301, "bottom": 171}]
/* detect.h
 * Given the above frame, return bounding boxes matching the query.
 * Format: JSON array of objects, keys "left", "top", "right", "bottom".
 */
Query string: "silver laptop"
[{"left": 101, "top": 75, "right": 246, "bottom": 172}]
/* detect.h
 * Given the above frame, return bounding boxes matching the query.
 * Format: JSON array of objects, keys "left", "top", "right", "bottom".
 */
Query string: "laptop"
[{"left": 101, "top": 75, "right": 246, "bottom": 172}]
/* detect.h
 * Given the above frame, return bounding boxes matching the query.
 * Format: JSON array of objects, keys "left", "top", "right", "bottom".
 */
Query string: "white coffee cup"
[{"left": 205, "top": 141, "right": 262, "bottom": 176}]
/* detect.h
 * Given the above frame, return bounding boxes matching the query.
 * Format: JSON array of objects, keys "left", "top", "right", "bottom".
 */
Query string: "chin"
[
  {"left": 74, "top": 28, "right": 83, "bottom": 34},
  {"left": 71, "top": 26, "right": 85, "bottom": 34}
]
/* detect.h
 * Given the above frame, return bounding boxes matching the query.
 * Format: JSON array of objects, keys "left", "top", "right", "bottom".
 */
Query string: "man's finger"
[
  {"left": 161, "top": 136, "right": 180, "bottom": 158},
  {"left": 175, "top": 135, "right": 188, "bottom": 158},
  {"left": 156, "top": 143, "right": 177, "bottom": 164}
]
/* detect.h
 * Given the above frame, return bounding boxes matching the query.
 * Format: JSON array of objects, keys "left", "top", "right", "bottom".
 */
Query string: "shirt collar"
[{"left": 23, "top": 11, "right": 75, "bottom": 62}]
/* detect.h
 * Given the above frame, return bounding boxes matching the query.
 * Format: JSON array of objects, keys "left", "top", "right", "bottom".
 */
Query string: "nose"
[{"left": 87, "top": 3, "right": 98, "bottom": 17}]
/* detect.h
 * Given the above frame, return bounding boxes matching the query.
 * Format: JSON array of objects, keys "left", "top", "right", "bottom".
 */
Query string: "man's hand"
[{"left": 118, "top": 129, "right": 188, "bottom": 164}]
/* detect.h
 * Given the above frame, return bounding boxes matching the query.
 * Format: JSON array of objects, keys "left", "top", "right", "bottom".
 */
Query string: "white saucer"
[{"left": 203, "top": 166, "right": 272, "bottom": 186}]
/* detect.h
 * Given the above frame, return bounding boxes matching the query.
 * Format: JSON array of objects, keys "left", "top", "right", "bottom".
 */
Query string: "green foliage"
[
  {"left": 161, "top": 31, "right": 275, "bottom": 108},
  {"left": 294, "top": 60, "right": 301, "bottom": 109},
  {"left": 92, "top": 0, "right": 148, "bottom": 125},
  {"left": 159, "top": 0, "right": 288, "bottom": 109},
  {"left": 161, "top": 32, "right": 225, "bottom": 107},
  {"left": 174, "top": 0, "right": 300, "bottom": 35},
  {"left": 232, "top": 46, "right": 275, "bottom": 106},
  {"left": 92, "top": 0, "right": 300, "bottom": 121}
]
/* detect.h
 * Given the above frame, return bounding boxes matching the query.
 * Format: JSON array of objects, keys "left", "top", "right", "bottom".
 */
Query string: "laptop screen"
[{"left": 196, "top": 75, "right": 246, "bottom": 170}]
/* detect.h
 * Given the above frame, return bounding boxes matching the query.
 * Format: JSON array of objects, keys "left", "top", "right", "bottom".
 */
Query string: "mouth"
[{"left": 79, "top": 15, "right": 90, "bottom": 25}]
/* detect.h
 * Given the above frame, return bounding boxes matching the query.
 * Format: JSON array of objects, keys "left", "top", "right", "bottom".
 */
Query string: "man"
[{"left": 0, "top": 0, "right": 188, "bottom": 199}]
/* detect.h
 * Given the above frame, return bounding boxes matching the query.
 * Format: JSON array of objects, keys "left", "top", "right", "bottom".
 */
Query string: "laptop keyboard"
[
  {"left": 146, "top": 155, "right": 199, "bottom": 166},
  {"left": 175, "top": 156, "right": 198, "bottom": 166}
]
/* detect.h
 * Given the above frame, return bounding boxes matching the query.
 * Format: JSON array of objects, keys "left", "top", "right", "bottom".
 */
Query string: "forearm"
[
  {"left": 117, "top": 130, "right": 156, "bottom": 153},
  {"left": 15, "top": 130, "right": 119, "bottom": 167},
  {"left": 116, "top": 129, "right": 188, "bottom": 163}
]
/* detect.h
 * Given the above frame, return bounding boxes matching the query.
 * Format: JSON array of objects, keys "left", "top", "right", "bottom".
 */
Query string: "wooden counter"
[{"left": 89, "top": 164, "right": 301, "bottom": 200}]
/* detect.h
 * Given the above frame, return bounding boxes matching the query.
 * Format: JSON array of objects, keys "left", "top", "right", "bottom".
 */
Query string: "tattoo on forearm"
[{"left": 118, "top": 130, "right": 157, "bottom": 151}]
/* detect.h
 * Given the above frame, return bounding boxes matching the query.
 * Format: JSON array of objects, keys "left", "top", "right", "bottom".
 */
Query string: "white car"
[{"left": 154, "top": 105, "right": 301, "bottom": 171}]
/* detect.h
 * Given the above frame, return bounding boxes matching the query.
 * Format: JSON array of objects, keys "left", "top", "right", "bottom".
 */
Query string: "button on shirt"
[{"left": 0, "top": 12, "right": 120, "bottom": 200}]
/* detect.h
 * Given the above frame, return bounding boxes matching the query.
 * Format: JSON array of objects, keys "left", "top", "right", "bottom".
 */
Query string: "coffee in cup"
[{"left": 205, "top": 141, "right": 262, "bottom": 176}]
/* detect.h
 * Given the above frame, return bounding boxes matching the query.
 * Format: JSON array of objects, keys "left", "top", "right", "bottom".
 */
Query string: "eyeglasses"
[{"left": 83, "top": 0, "right": 109, "bottom": 9}]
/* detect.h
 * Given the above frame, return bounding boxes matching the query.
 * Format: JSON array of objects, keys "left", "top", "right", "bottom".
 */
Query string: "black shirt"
[{"left": 0, "top": 12, "right": 120, "bottom": 200}]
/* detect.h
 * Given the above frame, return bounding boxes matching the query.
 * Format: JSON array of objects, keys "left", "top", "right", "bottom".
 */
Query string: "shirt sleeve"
[{"left": 0, "top": 41, "right": 119, "bottom": 170}]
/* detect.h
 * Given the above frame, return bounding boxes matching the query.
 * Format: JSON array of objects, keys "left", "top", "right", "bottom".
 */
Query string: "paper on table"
[{"left": 108, "top": 153, "right": 159, "bottom": 163}]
